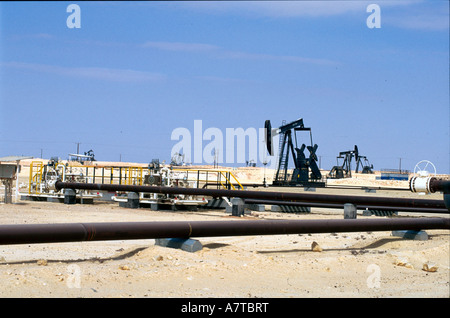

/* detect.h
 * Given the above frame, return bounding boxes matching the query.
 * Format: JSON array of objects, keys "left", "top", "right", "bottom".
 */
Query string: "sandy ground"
[{"left": 0, "top": 184, "right": 449, "bottom": 299}]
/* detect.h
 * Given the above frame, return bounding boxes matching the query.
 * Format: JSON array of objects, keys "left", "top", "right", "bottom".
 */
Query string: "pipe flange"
[{"left": 410, "top": 176, "right": 432, "bottom": 194}]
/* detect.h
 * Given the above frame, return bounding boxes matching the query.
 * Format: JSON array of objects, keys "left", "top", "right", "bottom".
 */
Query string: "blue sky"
[{"left": 0, "top": 1, "right": 448, "bottom": 173}]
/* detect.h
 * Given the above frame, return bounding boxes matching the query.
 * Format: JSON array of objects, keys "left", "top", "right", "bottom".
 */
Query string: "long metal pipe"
[
  {"left": 429, "top": 178, "right": 450, "bottom": 193},
  {"left": 0, "top": 218, "right": 449, "bottom": 245},
  {"left": 55, "top": 181, "right": 447, "bottom": 210},
  {"left": 410, "top": 177, "right": 450, "bottom": 194},
  {"left": 244, "top": 199, "right": 449, "bottom": 214}
]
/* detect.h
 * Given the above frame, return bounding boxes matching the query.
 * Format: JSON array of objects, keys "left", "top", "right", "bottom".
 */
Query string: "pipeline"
[
  {"left": 410, "top": 177, "right": 450, "bottom": 194},
  {"left": 0, "top": 218, "right": 449, "bottom": 245},
  {"left": 55, "top": 181, "right": 447, "bottom": 210},
  {"left": 430, "top": 178, "right": 450, "bottom": 193},
  {"left": 244, "top": 199, "right": 449, "bottom": 214},
  {"left": 409, "top": 177, "right": 450, "bottom": 210}
]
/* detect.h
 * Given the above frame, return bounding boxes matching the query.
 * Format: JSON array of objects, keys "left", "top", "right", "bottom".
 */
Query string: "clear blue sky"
[{"left": 1, "top": 1, "right": 448, "bottom": 173}]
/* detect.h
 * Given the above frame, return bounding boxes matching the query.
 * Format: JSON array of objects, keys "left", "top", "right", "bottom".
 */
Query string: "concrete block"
[
  {"left": 64, "top": 189, "right": 76, "bottom": 205},
  {"left": 230, "top": 197, "right": 245, "bottom": 216},
  {"left": 127, "top": 192, "right": 139, "bottom": 209},
  {"left": 344, "top": 203, "right": 357, "bottom": 219},
  {"left": 155, "top": 238, "right": 203, "bottom": 253},
  {"left": 391, "top": 230, "right": 428, "bottom": 241}
]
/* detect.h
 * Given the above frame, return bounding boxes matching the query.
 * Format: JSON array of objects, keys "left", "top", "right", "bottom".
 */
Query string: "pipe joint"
[{"left": 410, "top": 176, "right": 432, "bottom": 194}]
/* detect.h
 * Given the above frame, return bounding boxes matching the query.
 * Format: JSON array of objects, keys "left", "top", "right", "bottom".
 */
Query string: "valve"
[
  {"left": 409, "top": 160, "right": 437, "bottom": 194},
  {"left": 409, "top": 175, "right": 432, "bottom": 194}
]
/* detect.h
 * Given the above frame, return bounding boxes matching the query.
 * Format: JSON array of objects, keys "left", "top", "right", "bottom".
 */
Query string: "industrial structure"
[
  {"left": 112, "top": 159, "right": 244, "bottom": 210},
  {"left": 26, "top": 157, "right": 103, "bottom": 203},
  {"left": 355, "top": 151, "right": 374, "bottom": 174},
  {"left": 68, "top": 149, "right": 96, "bottom": 164},
  {"left": 0, "top": 175, "right": 447, "bottom": 246},
  {"left": 265, "top": 118, "right": 324, "bottom": 187},
  {"left": 22, "top": 156, "right": 244, "bottom": 210},
  {"left": 265, "top": 118, "right": 376, "bottom": 186},
  {"left": 0, "top": 156, "right": 448, "bottom": 247},
  {"left": 0, "top": 162, "right": 17, "bottom": 204},
  {"left": 328, "top": 145, "right": 373, "bottom": 179},
  {"left": 0, "top": 156, "right": 33, "bottom": 203}
]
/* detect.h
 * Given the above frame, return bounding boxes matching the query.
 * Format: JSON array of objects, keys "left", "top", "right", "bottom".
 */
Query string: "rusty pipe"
[
  {"left": 429, "top": 178, "right": 450, "bottom": 193},
  {"left": 0, "top": 218, "right": 449, "bottom": 245},
  {"left": 55, "top": 181, "right": 447, "bottom": 210},
  {"left": 244, "top": 199, "right": 449, "bottom": 214},
  {"left": 410, "top": 177, "right": 450, "bottom": 194},
  {"left": 409, "top": 177, "right": 450, "bottom": 211}
]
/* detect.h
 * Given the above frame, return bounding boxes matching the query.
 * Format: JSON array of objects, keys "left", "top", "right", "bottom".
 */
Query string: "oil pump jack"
[
  {"left": 265, "top": 118, "right": 324, "bottom": 187},
  {"left": 355, "top": 153, "right": 374, "bottom": 174},
  {"left": 328, "top": 145, "right": 373, "bottom": 178},
  {"left": 328, "top": 146, "right": 357, "bottom": 179}
]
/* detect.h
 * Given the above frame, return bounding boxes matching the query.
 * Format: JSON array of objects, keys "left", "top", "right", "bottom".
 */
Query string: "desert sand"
[{"left": 0, "top": 162, "right": 449, "bottom": 300}]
